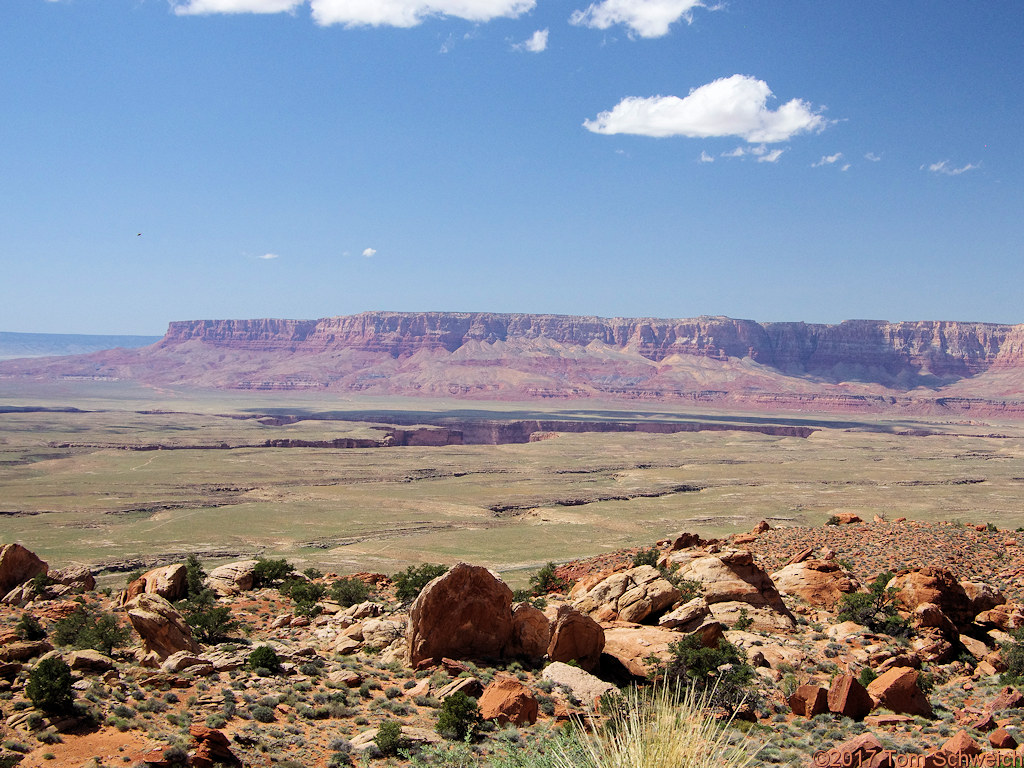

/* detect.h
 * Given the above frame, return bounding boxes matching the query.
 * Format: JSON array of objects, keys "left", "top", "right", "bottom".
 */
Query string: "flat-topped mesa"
[{"left": 160, "top": 312, "right": 1022, "bottom": 376}]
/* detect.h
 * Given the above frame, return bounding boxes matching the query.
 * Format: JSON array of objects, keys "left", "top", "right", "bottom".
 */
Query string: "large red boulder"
[
  {"left": 0, "top": 544, "right": 47, "bottom": 595},
  {"left": 406, "top": 563, "right": 514, "bottom": 667},
  {"left": 125, "top": 593, "right": 200, "bottom": 666},
  {"left": 506, "top": 602, "right": 550, "bottom": 660},
  {"left": 770, "top": 559, "right": 860, "bottom": 610},
  {"left": 889, "top": 567, "right": 974, "bottom": 630},
  {"left": 867, "top": 666, "right": 933, "bottom": 718},
  {"left": 547, "top": 605, "right": 604, "bottom": 672},
  {"left": 126, "top": 563, "right": 188, "bottom": 602},
  {"left": 828, "top": 674, "right": 873, "bottom": 720},
  {"left": 789, "top": 684, "right": 829, "bottom": 717}
]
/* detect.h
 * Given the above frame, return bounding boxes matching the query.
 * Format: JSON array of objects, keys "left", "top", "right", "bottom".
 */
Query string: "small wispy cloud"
[
  {"left": 259, "top": 253, "right": 280, "bottom": 260},
  {"left": 514, "top": 28, "right": 549, "bottom": 52},
  {"left": 699, "top": 150, "right": 714, "bottom": 163},
  {"left": 362, "top": 248, "right": 377, "bottom": 258},
  {"left": 757, "top": 148, "right": 784, "bottom": 163},
  {"left": 721, "top": 144, "right": 784, "bottom": 163},
  {"left": 925, "top": 160, "right": 979, "bottom": 176},
  {"left": 570, "top": 0, "right": 711, "bottom": 39},
  {"left": 812, "top": 152, "right": 843, "bottom": 168},
  {"left": 171, "top": 0, "right": 536, "bottom": 26},
  {"left": 584, "top": 75, "right": 829, "bottom": 144},
  {"left": 864, "top": 152, "right": 882, "bottom": 162}
]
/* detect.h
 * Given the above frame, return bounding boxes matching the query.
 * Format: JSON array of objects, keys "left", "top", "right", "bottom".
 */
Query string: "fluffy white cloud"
[
  {"left": 583, "top": 75, "right": 827, "bottom": 143},
  {"left": 812, "top": 152, "right": 843, "bottom": 167},
  {"left": 925, "top": 160, "right": 978, "bottom": 176},
  {"left": 757, "top": 148, "right": 783, "bottom": 163},
  {"left": 514, "top": 28, "right": 549, "bottom": 52},
  {"left": 259, "top": 252, "right": 281, "bottom": 260},
  {"left": 698, "top": 150, "right": 714, "bottom": 163},
  {"left": 172, "top": 0, "right": 303, "bottom": 15},
  {"left": 570, "top": 0, "right": 707, "bottom": 38},
  {"left": 310, "top": 0, "right": 535, "bottom": 27},
  {"left": 362, "top": 247, "right": 377, "bottom": 258}
]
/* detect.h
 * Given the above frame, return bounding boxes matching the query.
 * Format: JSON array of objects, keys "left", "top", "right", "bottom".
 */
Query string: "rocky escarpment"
[
  {"left": 4, "top": 312, "right": 1024, "bottom": 416},
  {"left": 160, "top": 313, "right": 1024, "bottom": 380}
]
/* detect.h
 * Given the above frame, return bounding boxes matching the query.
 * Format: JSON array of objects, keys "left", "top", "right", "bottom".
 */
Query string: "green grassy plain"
[{"left": 2, "top": 380, "right": 1023, "bottom": 586}]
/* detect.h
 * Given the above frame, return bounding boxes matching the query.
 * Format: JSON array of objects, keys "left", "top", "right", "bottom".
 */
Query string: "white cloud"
[
  {"left": 171, "top": 0, "right": 535, "bottom": 25},
  {"left": 841, "top": 163, "right": 851, "bottom": 171},
  {"left": 570, "top": 0, "right": 708, "bottom": 39},
  {"left": 583, "top": 75, "right": 828, "bottom": 143},
  {"left": 925, "top": 160, "right": 979, "bottom": 176},
  {"left": 259, "top": 253, "right": 281, "bottom": 260},
  {"left": 514, "top": 28, "right": 549, "bottom": 52},
  {"left": 362, "top": 247, "right": 377, "bottom": 258},
  {"left": 757, "top": 148, "right": 783, "bottom": 163},
  {"left": 310, "top": 0, "right": 535, "bottom": 27},
  {"left": 172, "top": 0, "right": 303, "bottom": 15},
  {"left": 864, "top": 152, "right": 882, "bottom": 162},
  {"left": 719, "top": 144, "right": 784, "bottom": 163},
  {"left": 698, "top": 150, "right": 714, "bottom": 163},
  {"left": 812, "top": 152, "right": 843, "bottom": 168}
]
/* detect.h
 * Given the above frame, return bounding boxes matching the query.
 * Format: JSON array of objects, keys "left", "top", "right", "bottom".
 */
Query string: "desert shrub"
[
  {"left": 328, "top": 576, "right": 372, "bottom": 607},
  {"left": 435, "top": 690, "right": 481, "bottom": 741},
  {"left": 826, "top": 515, "right": 841, "bottom": 525},
  {"left": 1001, "top": 628, "right": 1024, "bottom": 685},
  {"left": 407, "top": 741, "right": 479, "bottom": 768},
  {"left": 179, "top": 589, "right": 241, "bottom": 644},
  {"left": 858, "top": 668, "right": 877, "bottom": 688},
  {"left": 836, "top": 572, "right": 911, "bottom": 638},
  {"left": 375, "top": 719, "right": 404, "bottom": 756},
  {"left": 734, "top": 608, "right": 753, "bottom": 631},
  {"left": 394, "top": 563, "right": 449, "bottom": 601},
  {"left": 251, "top": 557, "right": 295, "bottom": 588},
  {"left": 250, "top": 705, "right": 276, "bottom": 723},
  {"left": 656, "top": 634, "right": 755, "bottom": 712},
  {"left": 247, "top": 645, "right": 281, "bottom": 674},
  {"left": 530, "top": 562, "right": 569, "bottom": 596},
  {"left": 183, "top": 553, "right": 206, "bottom": 600},
  {"left": 632, "top": 548, "right": 660, "bottom": 568},
  {"left": 303, "top": 567, "right": 323, "bottom": 580},
  {"left": 16, "top": 613, "right": 46, "bottom": 641},
  {"left": 51, "top": 606, "right": 129, "bottom": 655},
  {"left": 26, "top": 657, "right": 74, "bottom": 714},
  {"left": 669, "top": 577, "right": 704, "bottom": 602},
  {"left": 282, "top": 579, "right": 325, "bottom": 617}
]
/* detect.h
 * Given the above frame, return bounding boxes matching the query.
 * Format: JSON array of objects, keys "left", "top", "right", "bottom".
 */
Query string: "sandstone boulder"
[
  {"left": 407, "top": 563, "right": 514, "bottom": 667},
  {"left": 770, "top": 559, "right": 860, "bottom": 610},
  {"left": 789, "top": 684, "right": 829, "bottom": 717},
  {"left": 669, "top": 549, "right": 795, "bottom": 631},
  {"left": 572, "top": 565, "right": 680, "bottom": 624},
  {"left": 658, "top": 597, "right": 711, "bottom": 631},
  {"left": 125, "top": 593, "right": 200, "bottom": 666},
  {"left": 977, "top": 604, "right": 1024, "bottom": 632},
  {"left": 830, "top": 733, "right": 885, "bottom": 767},
  {"left": 48, "top": 565, "right": 95, "bottom": 592},
  {"left": 541, "top": 661, "right": 617, "bottom": 708},
  {"left": 989, "top": 728, "right": 1017, "bottom": 750},
  {"left": 601, "top": 621, "right": 722, "bottom": 678},
  {"left": 547, "top": 605, "right": 604, "bottom": 672},
  {"left": 68, "top": 650, "right": 115, "bottom": 673},
  {"left": 126, "top": 563, "right": 188, "bottom": 602},
  {"left": 435, "top": 676, "right": 483, "bottom": 700},
  {"left": 0, "top": 544, "right": 47, "bottom": 594},
  {"left": 889, "top": 567, "right": 974, "bottom": 630},
  {"left": 963, "top": 581, "right": 1006, "bottom": 615},
  {"left": 190, "top": 724, "right": 242, "bottom": 768},
  {"left": 941, "top": 730, "right": 982, "bottom": 757},
  {"left": 206, "top": 560, "right": 258, "bottom": 597},
  {"left": 478, "top": 675, "right": 539, "bottom": 725},
  {"left": 506, "top": 602, "right": 550, "bottom": 660},
  {"left": 828, "top": 674, "right": 873, "bottom": 720},
  {"left": 867, "top": 666, "right": 933, "bottom": 718}
]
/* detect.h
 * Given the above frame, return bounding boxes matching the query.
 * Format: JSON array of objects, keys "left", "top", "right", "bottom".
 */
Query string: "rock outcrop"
[
  {"left": 572, "top": 565, "right": 680, "bottom": 623},
  {"left": 669, "top": 549, "right": 795, "bottom": 631},
  {"left": 889, "top": 567, "right": 975, "bottom": 631},
  {"left": 406, "top": 563, "right": 514, "bottom": 667},
  {"left": 126, "top": 563, "right": 188, "bottom": 602},
  {"left": 771, "top": 559, "right": 860, "bottom": 610},
  {"left": 125, "top": 593, "right": 201, "bottom": 666},
  {"left": 207, "top": 560, "right": 258, "bottom": 597},
  {"left": 546, "top": 605, "right": 604, "bottom": 671},
  {"left": 477, "top": 675, "right": 539, "bottom": 725},
  {"left": 0, "top": 544, "right": 47, "bottom": 595}
]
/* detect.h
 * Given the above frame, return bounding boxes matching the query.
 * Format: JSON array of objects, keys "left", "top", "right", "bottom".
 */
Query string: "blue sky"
[{"left": 1, "top": 0, "right": 1021, "bottom": 334}]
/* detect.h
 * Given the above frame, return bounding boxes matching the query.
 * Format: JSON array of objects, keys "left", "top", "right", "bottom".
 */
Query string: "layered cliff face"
[{"left": 5, "top": 312, "right": 1024, "bottom": 416}]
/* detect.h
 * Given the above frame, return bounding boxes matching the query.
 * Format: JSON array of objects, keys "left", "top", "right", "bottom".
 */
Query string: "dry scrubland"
[{"left": 2, "top": 383, "right": 1024, "bottom": 582}]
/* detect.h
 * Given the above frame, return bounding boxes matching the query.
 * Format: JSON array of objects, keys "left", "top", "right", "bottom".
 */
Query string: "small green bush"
[
  {"left": 183, "top": 554, "right": 206, "bottom": 600},
  {"left": 529, "top": 562, "right": 569, "bottom": 596},
  {"left": 1001, "top": 628, "right": 1024, "bottom": 685},
  {"left": 251, "top": 557, "right": 295, "bottom": 588},
  {"left": 435, "top": 690, "right": 481, "bottom": 741},
  {"left": 375, "top": 719, "right": 404, "bottom": 756},
  {"left": 179, "top": 589, "right": 241, "bottom": 644},
  {"left": 26, "top": 657, "right": 74, "bottom": 714},
  {"left": 247, "top": 645, "right": 281, "bottom": 674},
  {"left": 51, "top": 606, "right": 129, "bottom": 655},
  {"left": 394, "top": 563, "right": 449, "bottom": 601},
  {"left": 836, "top": 572, "right": 911, "bottom": 638},
  {"left": 330, "top": 577, "right": 372, "bottom": 607},
  {"left": 657, "top": 634, "right": 755, "bottom": 711},
  {"left": 16, "top": 613, "right": 46, "bottom": 642},
  {"left": 631, "top": 548, "right": 660, "bottom": 568}
]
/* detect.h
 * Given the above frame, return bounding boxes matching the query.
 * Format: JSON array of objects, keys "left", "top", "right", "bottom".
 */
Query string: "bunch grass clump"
[{"left": 556, "top": 683, "right": 759, "bottom": 768}]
